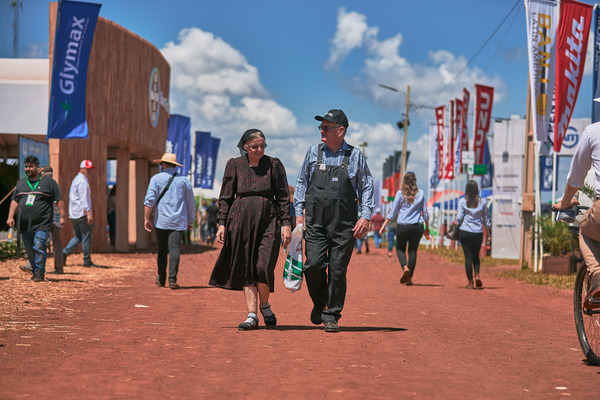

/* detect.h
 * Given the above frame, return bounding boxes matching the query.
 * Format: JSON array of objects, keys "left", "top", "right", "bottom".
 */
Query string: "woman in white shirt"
[
  {"left": 456, "top": 180, "right": 490, "bottom": 289},
  {"left": 379, "top": 172, "right": 429, "bottom": 285}
]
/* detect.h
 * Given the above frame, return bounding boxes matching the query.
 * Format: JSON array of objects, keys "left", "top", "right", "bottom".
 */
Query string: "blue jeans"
[
  {"left": 22, "top": 230, "right": 49, "bottom": 274},
  {"left": 155, "top": 229, "right": 183, "bottom": 284},
  {"left": 387, "top": 228, "right": 395, "bottom": 252},
  {"left": 64, "top": 216, "right": 93, "bottom": 264},
  {"left": 373, "top": 231, "right": 382, "bottom": 248}
]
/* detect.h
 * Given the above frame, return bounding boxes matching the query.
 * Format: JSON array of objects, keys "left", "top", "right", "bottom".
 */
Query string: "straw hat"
[{"left": 153, "top": 153, "right": 183, "bottom": 167}]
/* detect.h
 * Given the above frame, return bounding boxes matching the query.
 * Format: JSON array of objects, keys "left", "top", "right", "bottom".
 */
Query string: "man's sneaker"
[
  {"left": 324, "top": 320, "right": 340, "bottom": 333},
  {"left": 169, "top": 281, "right": 180, "bottom": 290},
  {"left": 83, "top": 262, "right": 96, "bottom": 267},
  {"left": 155, "top": 276, "right": 165, "bottom": 287},
  {"left": 19, "top": 264, "right": 33, "bottom": 274},
  {"left": 31, "top": 272, "right": 45, "bottom": 282}
]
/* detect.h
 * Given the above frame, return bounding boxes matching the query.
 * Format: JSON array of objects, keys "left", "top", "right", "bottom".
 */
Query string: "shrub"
[{"left": 0, "top": 241, "right": 25, "bottom": 261}]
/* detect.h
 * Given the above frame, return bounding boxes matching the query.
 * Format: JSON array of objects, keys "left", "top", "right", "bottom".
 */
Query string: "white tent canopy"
[{"left": 0, "top": 58, "right": 49, "bottom": 158}]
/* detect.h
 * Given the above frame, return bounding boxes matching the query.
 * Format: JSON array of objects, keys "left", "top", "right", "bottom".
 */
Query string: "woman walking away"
[
  {"left": 209, "top": 129, "right": 292, "bottom": 330},
  {"left": 456, "top": 180, "right": 490, "bottom": 289},
  {"left": 379, "top": 172, "right": 429, "bottom": 285}
]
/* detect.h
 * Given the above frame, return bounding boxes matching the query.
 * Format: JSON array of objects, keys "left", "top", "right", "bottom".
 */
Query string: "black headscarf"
[{"left": 237, "top": 129, "right": 263, "bottom": 155}]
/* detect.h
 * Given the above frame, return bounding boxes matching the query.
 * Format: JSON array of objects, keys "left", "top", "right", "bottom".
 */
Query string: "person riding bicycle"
[{"left": 554, "top": 116, "right": 600, "bottom": 310}]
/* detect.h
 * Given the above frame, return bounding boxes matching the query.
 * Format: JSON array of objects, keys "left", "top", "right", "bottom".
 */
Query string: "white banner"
[
  {"left": 491, "top": 154, "right": 523, "bottom": 260},
  {"left": 525, "top": 0, "right": 559, "bottom": 143}
]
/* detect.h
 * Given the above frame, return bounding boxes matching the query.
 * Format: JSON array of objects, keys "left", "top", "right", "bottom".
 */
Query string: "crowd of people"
[{"left": 7, "top": 104, "right": 600, "bottom": 334}]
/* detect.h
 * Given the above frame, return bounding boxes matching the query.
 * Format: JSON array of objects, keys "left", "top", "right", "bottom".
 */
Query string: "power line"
[{"left": 422, "top": 0, "right": 522, "bottom": 107}]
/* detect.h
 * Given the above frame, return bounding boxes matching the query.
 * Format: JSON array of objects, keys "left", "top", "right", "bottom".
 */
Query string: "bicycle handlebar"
[{"left": 552, "top": 205, "right": 589, "bottom": 224}]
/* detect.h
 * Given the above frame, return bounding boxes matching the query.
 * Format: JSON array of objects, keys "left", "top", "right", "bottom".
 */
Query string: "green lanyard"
[{"left": 27, "top": 179, "right": 40, "bottom": 191}]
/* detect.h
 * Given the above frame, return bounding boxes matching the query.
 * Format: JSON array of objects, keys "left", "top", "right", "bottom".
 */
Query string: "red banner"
[
  {"left": 473, "top": 84, "right": 494, "bottom": 164},
  {"left": 435, "top": 105, "right": 446, "bottom": 180},
  {"left": 445, "top": 100, "right": 456, "bottom": 180},
  {"left": 461, "top": 88, "right": 470, "bottom": 152},
  {"left": 554, "top": 0, "right": 592, "bottom": 152}
]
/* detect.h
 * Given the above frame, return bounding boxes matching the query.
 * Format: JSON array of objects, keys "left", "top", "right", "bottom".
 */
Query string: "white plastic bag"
[{"left": 283, "top": 223, "right": 303, "bottom": 292}]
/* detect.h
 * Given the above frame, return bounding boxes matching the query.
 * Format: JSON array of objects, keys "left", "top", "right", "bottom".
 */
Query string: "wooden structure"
[{"left": 49, "top": 3, "right": 170, "bottom": 253}]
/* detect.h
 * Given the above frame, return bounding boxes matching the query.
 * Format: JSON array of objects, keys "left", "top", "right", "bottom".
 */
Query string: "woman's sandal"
[
  {"left": 260, "top": 305, "right": 277, "bottom": 327},
  {"left": 400, "top": 268, "right": 410, "bottom": 284},
  {"left": 238, "top": 316, "right": 259, "bottom": 331}
]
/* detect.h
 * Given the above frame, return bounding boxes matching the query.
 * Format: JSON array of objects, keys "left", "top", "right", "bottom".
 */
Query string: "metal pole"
[{"left": 400, "top": 85, "right": 410, "bottom": 179}]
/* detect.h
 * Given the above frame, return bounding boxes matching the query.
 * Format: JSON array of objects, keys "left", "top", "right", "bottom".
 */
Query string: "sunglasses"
[{"left": 318, "top": 125, "right": 340, "bottom": 132}]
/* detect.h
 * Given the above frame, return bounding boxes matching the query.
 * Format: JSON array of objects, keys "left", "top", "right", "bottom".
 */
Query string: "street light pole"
[
  {"left": 400, "top": 85, "right": 410, "bottom": 179},
  {"left": 378, "top": 83, "right": 410, "bottom": 179}
]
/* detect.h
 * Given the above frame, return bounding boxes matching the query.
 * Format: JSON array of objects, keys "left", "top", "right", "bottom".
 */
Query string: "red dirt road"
[{"left": 1, "top": 244, "right": 598, "bottom": 399}]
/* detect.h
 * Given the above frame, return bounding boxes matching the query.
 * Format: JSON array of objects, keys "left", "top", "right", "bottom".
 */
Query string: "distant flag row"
[
  {"left": 193, "top": 131, "right": 220, "bottom": 189},
  {"left": 525, "top": 0, "right": 594, "bottom": 153},
  {"left": 165, "top": 115, "right": 221, "bottom": 189},
  {"left": 428, "top": 84, "right": 494, "bottom": 190}
]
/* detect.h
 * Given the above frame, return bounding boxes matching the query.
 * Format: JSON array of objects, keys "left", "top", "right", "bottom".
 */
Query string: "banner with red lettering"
[
  {"left": 453, "top": 99, "right": 463, "bottom": 174},
  {"left": 461, "top": 88, "right": 470, "bottom": 152},
  {"left": 525, "top": 0, "right": 559, "bottom": 143},
  {"left": 445, "top": 100, "right": 456, "bottom": 180},
  {"left": 435, "top": 105, "right": 445, "bottom": 180},
  {"left": 473, "top": 84, "right": 494, "bottom": 164},
  {"left": 554, "top": 0, "right": 592, "bottom": 152}
]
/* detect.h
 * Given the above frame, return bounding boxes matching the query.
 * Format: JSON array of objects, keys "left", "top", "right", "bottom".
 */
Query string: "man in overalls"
[{"left": 294, "top": 109, "right": 374, "bottom": 332}]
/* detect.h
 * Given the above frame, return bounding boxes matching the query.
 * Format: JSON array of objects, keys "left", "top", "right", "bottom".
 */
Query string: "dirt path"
[{"left": 0, "top": 243, "right": 598, "bottom": 399}]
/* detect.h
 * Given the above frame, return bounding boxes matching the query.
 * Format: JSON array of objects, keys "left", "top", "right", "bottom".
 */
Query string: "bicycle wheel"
[{"left": 573, "top": 261, "right": 600, "bottom": 365}]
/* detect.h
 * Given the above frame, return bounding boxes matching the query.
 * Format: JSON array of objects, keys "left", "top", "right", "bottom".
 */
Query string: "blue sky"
[{"left": 0, "top": 0, "right": 596, "bottom": 194}]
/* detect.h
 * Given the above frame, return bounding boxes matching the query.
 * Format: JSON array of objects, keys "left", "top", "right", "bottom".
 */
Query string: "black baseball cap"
[{"left": 315, "top": 109, "right": 348, "bottom": 129}]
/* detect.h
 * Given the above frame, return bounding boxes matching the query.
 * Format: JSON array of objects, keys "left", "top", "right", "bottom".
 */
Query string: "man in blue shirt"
[
  {"left": 294, "top": 109, "right": 374, "bottom": 332},
  {"left": 144, "top": 153, "right": 196, "bottom": 289},
  {"left": 63, "top": 160, "right": 96, "bottom": 267}
]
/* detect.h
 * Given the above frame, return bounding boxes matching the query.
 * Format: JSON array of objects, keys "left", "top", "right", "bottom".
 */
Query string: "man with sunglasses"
[{"left": 294, "top": 109, "right": 374, "bottom": 332}]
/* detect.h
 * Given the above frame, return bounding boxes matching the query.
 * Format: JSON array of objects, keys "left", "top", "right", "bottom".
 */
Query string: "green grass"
[
  {"left": 497, "top": 267, "right": 575, "bottom": 290},
  {"left": 420, "top": 245, "right": 575, "bottom": 290},
  {"left": 419, "top": 245, "right": 519, "bottom": 267}
]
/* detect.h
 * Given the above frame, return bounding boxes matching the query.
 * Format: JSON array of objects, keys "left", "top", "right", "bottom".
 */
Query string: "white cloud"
[
  {"left": 326, "top": 8, "right": 378, "bottom": 70},
  {"left": 328, "top": 9, "right": 507, "bottom": 110}
]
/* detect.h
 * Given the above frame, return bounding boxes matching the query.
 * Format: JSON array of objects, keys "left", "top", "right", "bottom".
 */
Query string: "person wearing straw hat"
[
  {"left": 63, "top": 159, "right": 96, "bottom": 268},
  {"left": 144, "top": 153, "right": 196, "bottom": 289}
]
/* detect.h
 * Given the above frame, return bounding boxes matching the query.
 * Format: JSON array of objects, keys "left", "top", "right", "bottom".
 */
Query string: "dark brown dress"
[{"left": 209, "top": 154, "right": 291, "bottom": 291}]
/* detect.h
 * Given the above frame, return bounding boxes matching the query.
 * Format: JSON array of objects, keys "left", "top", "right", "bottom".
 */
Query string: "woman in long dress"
[{"left": 209, "top": 129, "right": 292, "bottom": 330}]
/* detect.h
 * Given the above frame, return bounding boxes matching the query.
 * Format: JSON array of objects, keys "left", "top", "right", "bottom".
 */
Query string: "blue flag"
[
  {"left": 47, "top": 0, "right": 101, "bottom": 140},
  {"left": 166, "top": 114, "right": 191, "bottom": 176},
  {"left": 193, "top": 131, "right": 211, "bottom": 187},
  {"left": 480, "top": 139, "right": 493, "bottom": 188},
  {"left": 202, "top": 137, "right": 221, "bottom": 189},
  {"left": 540, "top": 155, "right": 558, "bottom": 192}
]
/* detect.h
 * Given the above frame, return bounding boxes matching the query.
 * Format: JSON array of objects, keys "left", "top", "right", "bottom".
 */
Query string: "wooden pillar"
[
  {"left": 520, "top": 86, "right": 535, "bottom": 268},
  {"left": 130, "top": 158, "right": 149, "bottom": 249},
  {"left": 115, "top": 148, "right": 130, "bottom": 252}
]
